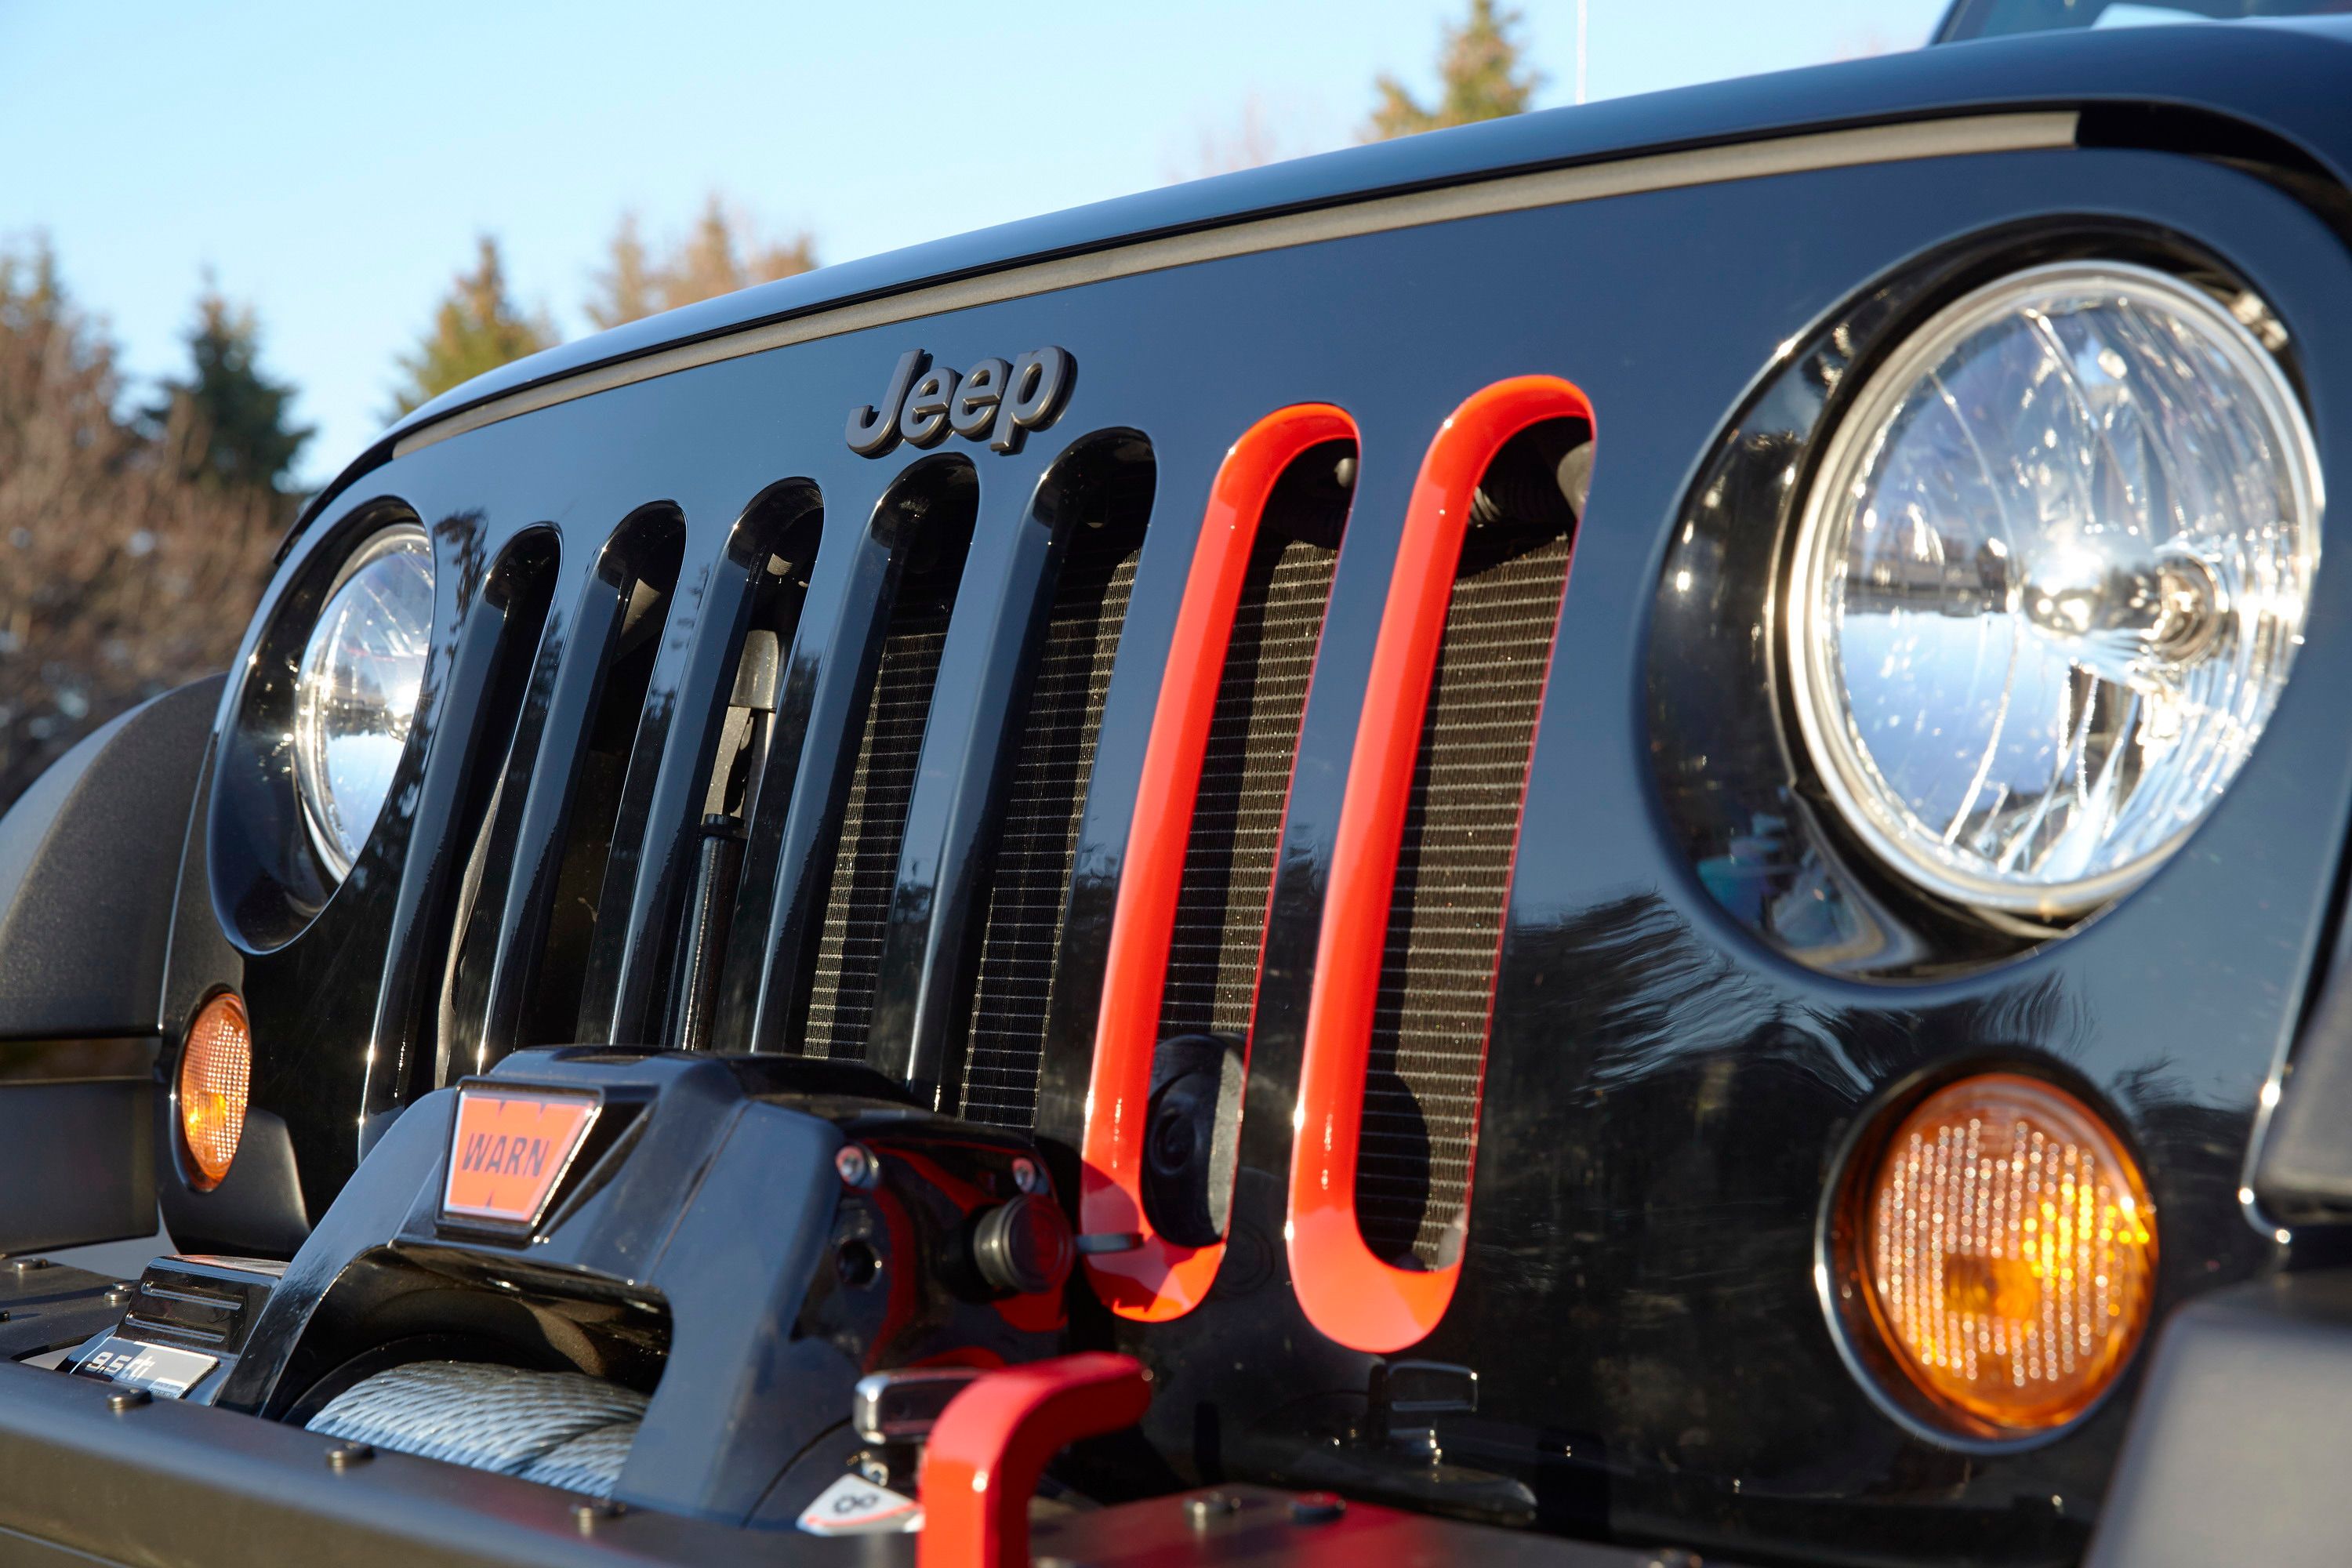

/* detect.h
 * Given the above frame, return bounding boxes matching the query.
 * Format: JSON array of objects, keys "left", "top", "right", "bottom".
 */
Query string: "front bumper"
[{"left": 0, "top": 1356, "right": 1708, "bottom": 1567}]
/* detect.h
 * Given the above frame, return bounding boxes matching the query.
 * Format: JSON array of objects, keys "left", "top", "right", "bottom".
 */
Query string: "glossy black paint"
[
  {"left": 866, "top": 444, "right": 1065, "bottom": 1102},
  {"left": 338, "top": 21, "right": 2352, "bottom": 512},
  {"left": 1642, "top": 216, "right": 2319, "bottom": 981},
  {"left": 844, "top": 344, "right": 1074, "bottom": 458},
  {"left": 381, "top": 527, "right": 570, "bottom": 1107},
  {"left": 2254, "top": 912, "right": 2352, "bottom": 1225},
  {"left": 735, "top": 455, "right": 977, "bottom": 1054},
  {"left": 873, "top": 430, "right": 1152, "bottom": 1107},
  {"left": 143, "top": 28, "right": 2352, "bottom": 1566},
  {"left": 580, "top": 487, "right": 819, "bottom": 1047},
  {"left": 1933, "top": 1, "right": 2347, "bottom": 44}
]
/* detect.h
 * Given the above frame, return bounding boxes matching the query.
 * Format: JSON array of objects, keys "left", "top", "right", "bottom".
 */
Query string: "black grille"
[
  {"left": 1156, "top": 532, "right": 1338, "bottom": 1043},
  {"left": 799, "top": 534, "right": 966, "bottom": 1058},
  {"left": 1358, "top": 523, "right": 1572, "bottom": 1269},
  {"left": 957, "top": 521, "right": 1144, "bottom": 1126}
]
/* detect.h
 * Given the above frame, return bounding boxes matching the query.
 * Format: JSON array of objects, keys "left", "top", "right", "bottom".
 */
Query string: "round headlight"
[
  {"left": 292, "top": 524, "right": 434, "bottom": 878},
  {"left": 1788, "top": 261, "right": 2321, "bottom": 917}
]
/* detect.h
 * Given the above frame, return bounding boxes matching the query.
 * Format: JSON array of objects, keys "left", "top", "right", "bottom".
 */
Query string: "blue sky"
[{"left": 0, "top": 1, "right": 1947, "bottom": 486}]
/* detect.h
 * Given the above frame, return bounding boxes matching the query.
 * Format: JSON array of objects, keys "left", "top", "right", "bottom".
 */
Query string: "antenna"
[{"left": 1576, "top": 0, "right": 1589, "bottom": 103}]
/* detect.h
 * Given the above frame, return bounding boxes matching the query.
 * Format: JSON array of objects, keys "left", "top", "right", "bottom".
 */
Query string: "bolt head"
[
  {"left": 1290, "top": 1491, "right": 1345, "bottom": 1524},
  {"left": 105, "top": 1388, "right": 151, "bottom": 1412},
  {"left": 573, "top": 1498, "right": 626, "bottom": 1532},
  {"left": 1011, "top": 1156, "right": 1044, "bottom": 1194},
  {"left": 326, "top": 1441, "right": 374, "bottom": 1469},
  {"left": 836, "top": 1144, "right": 880, "bottom": 1190}
]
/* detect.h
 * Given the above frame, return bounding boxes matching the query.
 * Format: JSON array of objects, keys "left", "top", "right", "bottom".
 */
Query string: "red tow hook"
[{"left": 917, "top": 1352, "right": 1152, "bottom": 1568}]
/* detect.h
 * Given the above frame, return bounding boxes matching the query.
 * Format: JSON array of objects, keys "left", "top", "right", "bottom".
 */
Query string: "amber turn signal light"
[
  {"left": 179, "top": 993, "right": 252, "bottom": 1191},
  {"left": 1831, "top": 1072, "right": 2157, "bottom": 1439}
]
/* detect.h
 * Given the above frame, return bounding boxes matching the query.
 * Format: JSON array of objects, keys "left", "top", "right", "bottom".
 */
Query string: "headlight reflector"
[
  {"left": 292, "top": 524, "right": 434, "bottom": 877},
  {"left": 1787, "top": 262, "right": 2321, "bottom": 916}
]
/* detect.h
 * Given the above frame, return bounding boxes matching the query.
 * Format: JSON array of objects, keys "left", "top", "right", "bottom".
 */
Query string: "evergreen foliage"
[
  {"left": 1366, "top": 0, "right": 1541, "bottom": 140},
  {"left": 586, "top": 194, "right": 818, "bottom": 329},
  {"left": 0, "top": 239, "right": 278, "bottom": 807},
  {"left": 387, "top": 236, "right": 557, "bottom": 416},
  {"left": 146, "top": 282, "right": 311, "bottom": 492}
]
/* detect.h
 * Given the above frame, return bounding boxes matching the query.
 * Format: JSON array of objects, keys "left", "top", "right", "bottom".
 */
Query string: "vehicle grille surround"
[{"left": 408, "top": 413, "right": 1560, "bottom": 1241}]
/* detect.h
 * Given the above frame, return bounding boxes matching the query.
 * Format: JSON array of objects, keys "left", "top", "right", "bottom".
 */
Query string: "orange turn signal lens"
[
  {"left": 1836, "top": 1073, "right": 2157, "bottom": 1438},
  {"left": 179, "top": 993, "right": 252, "bottom": 1191}
]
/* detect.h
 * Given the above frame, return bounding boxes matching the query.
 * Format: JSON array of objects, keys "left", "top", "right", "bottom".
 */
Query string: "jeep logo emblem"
[{"left": 845, "top": 346, "right": 1073, "bottom": 458}]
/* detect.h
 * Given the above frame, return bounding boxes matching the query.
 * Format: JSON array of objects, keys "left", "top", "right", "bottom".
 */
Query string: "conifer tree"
[
  {"left": 585, "top": 195, "right": 817, "bottom": 330},
  {"left": 1365, "top": 0, "right": 1541, "bottom": 140},
  {"left": 0, "top": 240, "right": 278, "bottom": 808},
  {"left": 147, "top": 281, "right": 311, "bottom": 492},
  {"left": 387, "top": 236, "right": 557, "bottom": 416},
  {"left": 0, "top": 241, "right": 104, "bottom": 455},
  {"left": 586, "top": 213, "right": 660, "bottom": 330}
]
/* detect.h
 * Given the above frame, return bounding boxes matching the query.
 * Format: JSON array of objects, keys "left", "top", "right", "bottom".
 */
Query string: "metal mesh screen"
[
  {"left": 1356, "top": 527, "right": 1572, "bottom": 1269},
  {"left": 958, "top": 522, "right": 1143, "bottom": 1126},
  {"left": 1156, "top": 532, "right": 1338, "bottom": 1043},
  {"left": 800, "top": 540, "right": 964, "bottom": 1058}
]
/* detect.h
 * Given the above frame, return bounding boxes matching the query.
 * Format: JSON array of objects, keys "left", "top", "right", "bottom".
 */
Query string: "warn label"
[{"left": 441, "top": 1086, "right": 599, "bottom": 1229}]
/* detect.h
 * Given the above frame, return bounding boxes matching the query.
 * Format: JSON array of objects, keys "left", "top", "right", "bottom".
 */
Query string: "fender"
[
  {"left": 0, "top": 677, "right": 219, "bottom": 1252},
  {"left": 0, "top": 677, "right": 219, "bottom": 1041}
]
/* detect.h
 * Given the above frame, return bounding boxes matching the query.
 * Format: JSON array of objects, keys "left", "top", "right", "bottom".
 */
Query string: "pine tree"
[
  {"left": 146, "top": 281, "right": 311, "bottom": 492},
  {"left": 584, "top": 194, "right": 817, "bottom": 330},
  {"left": 0, "top": 239, "right": 279, "bottom": 808},
  {"left": 585, "top": 213, "right": 659, "bottom": 331},
  {"left": 0, "top": 240, "right": 107, "bottom": 456},
  {"left": 387, "top": 236, "right": 557, "bottom": 417},
  {"left": 1365, "top": 0, "right": 1541, "bottom": 141}
]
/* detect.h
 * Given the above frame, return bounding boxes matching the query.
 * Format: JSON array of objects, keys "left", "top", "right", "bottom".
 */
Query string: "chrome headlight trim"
[
  {"left": 1784, "top": 260, "right": 2322, "bottom": 918},
  {"left": 290, "top": 522, "right": 435, "bottom": 880}
]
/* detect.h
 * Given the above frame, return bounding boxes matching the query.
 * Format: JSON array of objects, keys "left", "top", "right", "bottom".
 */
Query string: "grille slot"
[
  {"left": 1356, "top": 423, "right": 1584, "bottom": 1269},
  {"left": 1142, "top": 435, "right": 1348, "bottom": 1248},
  {"left": 1156, "top": 526, "right": 1339, "bottom": 1045},
  {"left": 958, "top": 442, "right": 1156, "bottom": 1127},
  {"left": 659, "top": 491, "right": 823, "bottom": 1053},
  {"left": 797, "top": 472, "right": 976, "bottom": 1058},
  {"left": 428, "top": 533, "right": 561, "bottom": 1087},
  {"left": 530, "top": 539, "right": 684, "bottom": 1050},
  {"left": 442, "top": 508, "right": 685, "bottom": 1067}
]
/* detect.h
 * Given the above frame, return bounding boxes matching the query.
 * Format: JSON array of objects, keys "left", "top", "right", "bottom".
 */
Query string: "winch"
[{"left": 66, "top": 1047, "right": 1075, "bottom": 1530}]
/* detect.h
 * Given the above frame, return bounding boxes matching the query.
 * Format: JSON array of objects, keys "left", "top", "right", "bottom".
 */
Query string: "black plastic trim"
[{"left": 0, "top": 678, "right": 220, "bottom": 1041}]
